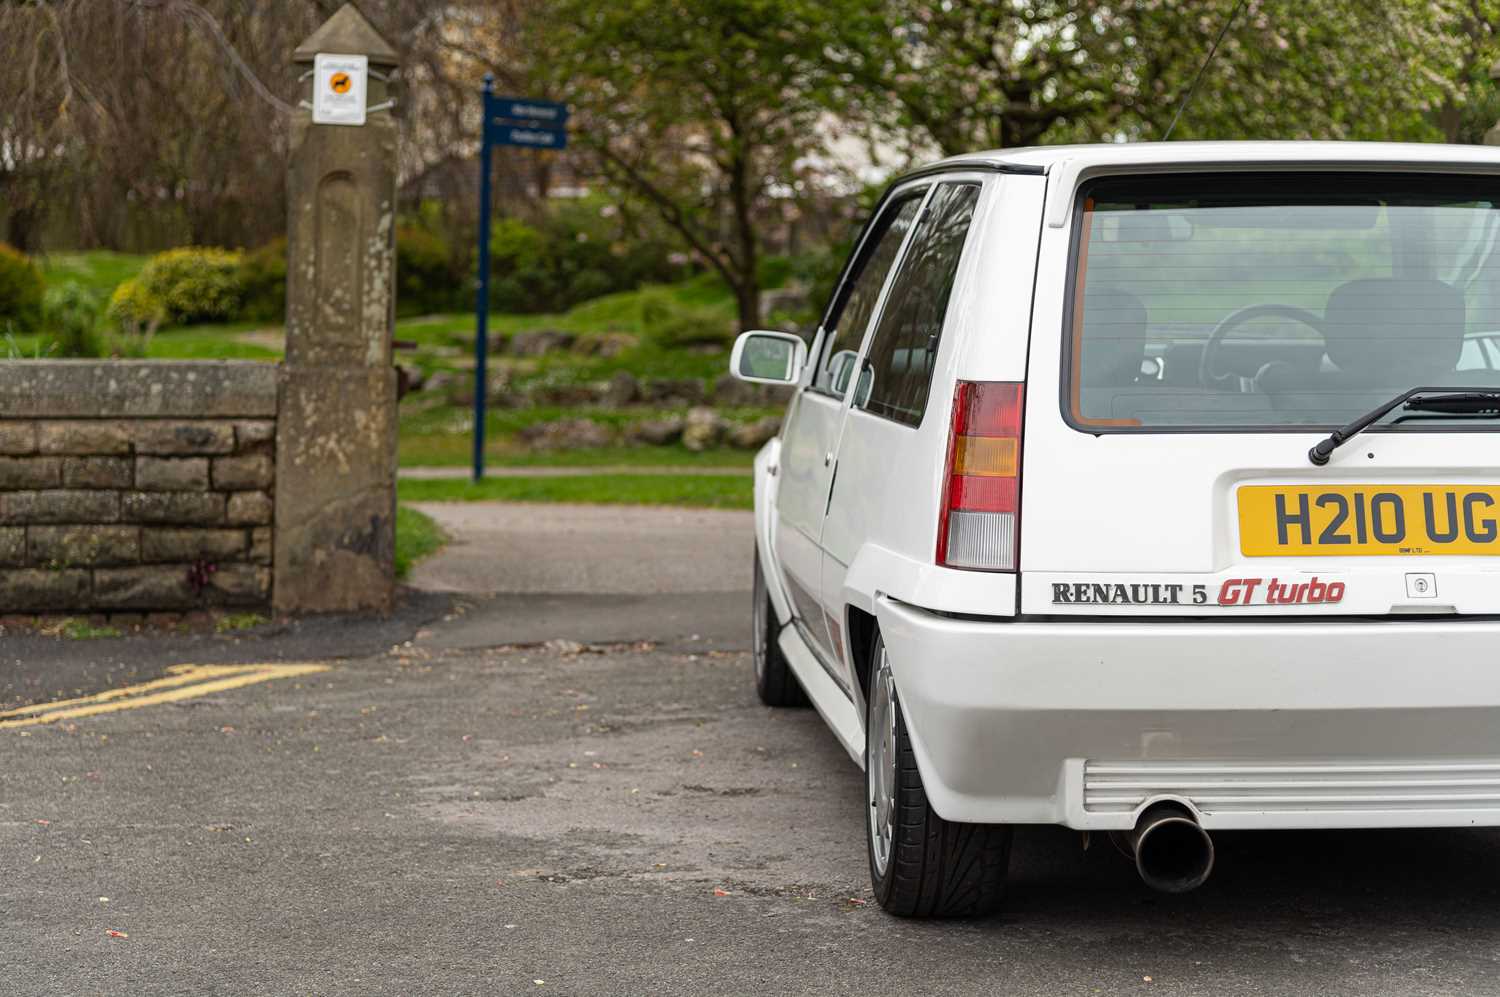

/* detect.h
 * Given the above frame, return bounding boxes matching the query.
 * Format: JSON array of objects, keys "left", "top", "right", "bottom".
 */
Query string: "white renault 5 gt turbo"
[{"left": 730, "top": 141, "right": 1500, "bottom": 917}]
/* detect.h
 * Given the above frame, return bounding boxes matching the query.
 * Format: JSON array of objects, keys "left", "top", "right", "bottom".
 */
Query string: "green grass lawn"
[
  {"left": 397, "top": 433, "right": 756, "bottom": 468},
  {"left": 396, "top": 398, "right": 767, "bottom": 467},
  {"left": 398, "top": 473, "right": 752, "bottom": 509},
  {"left": 394, "top": 504, "right": 449, "bottom": 578},
  {"left": 4, "top": 320, "right": 280, "bottom": 361},
  {"left": 36, "top": 251, "right": 149, "bottom": 301},
  {"left": 144, "top": 323, "right": 280, "bottom": 360}
]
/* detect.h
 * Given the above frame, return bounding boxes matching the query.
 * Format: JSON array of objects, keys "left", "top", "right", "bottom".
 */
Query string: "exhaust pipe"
[{"left": 1127, "top": 802, "right": 1214, "bottom": 894}]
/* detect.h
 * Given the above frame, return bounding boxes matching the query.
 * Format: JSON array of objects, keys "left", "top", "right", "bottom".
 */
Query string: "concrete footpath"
[{"left": 406, "top": 502, "right": 752, "bottom": 650}]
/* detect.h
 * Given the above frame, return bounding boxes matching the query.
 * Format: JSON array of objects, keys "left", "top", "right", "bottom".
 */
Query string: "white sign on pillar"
[{"left": 312, "top": 53, "right": 369, "bottom": 127}]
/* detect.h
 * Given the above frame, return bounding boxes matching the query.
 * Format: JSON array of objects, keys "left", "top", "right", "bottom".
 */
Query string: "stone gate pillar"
[{"left": 274, "top": 4, "right": 399, "bottom": 613}]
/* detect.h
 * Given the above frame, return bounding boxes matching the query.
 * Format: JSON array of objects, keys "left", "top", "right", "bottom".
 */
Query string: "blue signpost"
[{"left": 472, "top": 75, "right": 570, "bottom": 481}]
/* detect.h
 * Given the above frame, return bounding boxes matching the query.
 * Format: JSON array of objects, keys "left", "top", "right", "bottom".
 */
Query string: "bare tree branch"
[{"left": 126, "top": 0, "right": 296, "bottom": 116}]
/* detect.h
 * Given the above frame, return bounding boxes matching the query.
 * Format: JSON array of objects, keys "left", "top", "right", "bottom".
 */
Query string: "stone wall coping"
[{"left": 0, "top": 361, "right": 278, "bottom": 419}]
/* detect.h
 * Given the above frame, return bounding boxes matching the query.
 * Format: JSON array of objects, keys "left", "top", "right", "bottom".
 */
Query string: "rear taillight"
[{"left": 937, "top": 381, "right": 1023, "bottom": 571}]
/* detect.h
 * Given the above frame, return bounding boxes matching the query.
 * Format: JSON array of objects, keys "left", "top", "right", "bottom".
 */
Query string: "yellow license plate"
[{"left": 1238, "top": 484, "right": 1500, "bottom": 556}]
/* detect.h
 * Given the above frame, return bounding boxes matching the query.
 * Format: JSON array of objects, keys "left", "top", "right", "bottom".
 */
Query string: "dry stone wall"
[{"left": 0, "top": 361, "right": 278, "bottom": 613}]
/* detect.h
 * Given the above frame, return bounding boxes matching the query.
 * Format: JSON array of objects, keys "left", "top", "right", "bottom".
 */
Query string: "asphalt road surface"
[{"left": 4, "top": 504, "right": 1500, "bottom": 995}]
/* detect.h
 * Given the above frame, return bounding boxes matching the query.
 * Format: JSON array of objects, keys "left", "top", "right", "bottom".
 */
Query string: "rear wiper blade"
[
  {"left": 1399, "top": 391, "right": 1500, "bottom": 415},
  {"left": 1308, "top": 386, "right": 1500, "bottom": 466}
]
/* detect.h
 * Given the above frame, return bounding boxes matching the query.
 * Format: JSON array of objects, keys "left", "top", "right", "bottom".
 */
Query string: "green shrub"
[
  {"left": 139, "top": 247, "right": 243, "bottom": 325},
  {"left": 106, "top": 278, "right": 167, "bottom": 336},
  {"left": 230, "top": 230, "right": 459, "bottom": 322},
  {"left": 486, "top": 198, "right": 687, "bottom": 314},
  {"left": 0, "top": 243, "right": 45, "bottom": 332},
  {"left": 756, "top": 254, "right": 794, "bottom": 289},
  {"left": 397, "top": 225, "right": 461, "bottom": 316},
  {"left": 490, "top": 217, "right": 546, "bottom": 269},
  {"left": 567, "top": 268, "right": 613, "bottom": 303},
  {"left": 638, "top": 287, "right": 674, "bottom": 330},
  {"left": 43, "top": 282, "right": 104, "bottom": 358},
  {"left": 237, "top": 238, "right": 287, "bottom": 322},
  {"left": 788, "top": 247, "right": 845, "bottom": 325},
  {"left": 640, "top": 288, "right": 735, "bottom": 348}
]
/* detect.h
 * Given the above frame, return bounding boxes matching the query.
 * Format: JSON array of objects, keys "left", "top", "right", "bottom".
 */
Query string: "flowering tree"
[{"left": 833, "top": 0, "right": 1466, "bottom": 154}]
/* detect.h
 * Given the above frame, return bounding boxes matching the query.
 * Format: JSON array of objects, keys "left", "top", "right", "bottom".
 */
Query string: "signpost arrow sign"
[
  {"left": 488, "top": 124, "right": 568, "bottom": 150},
  {"left": 490, "top": 97, "right": 570, "bottom": 127}
]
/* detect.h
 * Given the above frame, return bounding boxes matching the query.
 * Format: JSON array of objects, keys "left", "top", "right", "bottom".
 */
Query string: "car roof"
[
  {"left": 900, "top": 141, "right": 1500, "bottom": 230},
  {"left": 911, "top": 140, "right": 1500, "bottom": 178}
]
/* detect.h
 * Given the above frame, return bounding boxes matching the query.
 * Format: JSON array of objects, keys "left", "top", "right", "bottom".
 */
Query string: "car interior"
[{"left": 1074, "top": 182, "right": 1500, "bottom": 428}]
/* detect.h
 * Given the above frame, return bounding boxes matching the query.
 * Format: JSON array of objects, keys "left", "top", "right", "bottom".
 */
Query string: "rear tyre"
[
  {"left": 752, "top": 549, "right": 808, "bottom": 707},
  {"left": 865, "top": 631, "right": 1011, "bottom": 917}
]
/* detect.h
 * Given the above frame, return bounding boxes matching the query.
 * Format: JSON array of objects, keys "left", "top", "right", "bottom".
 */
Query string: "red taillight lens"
[{"left": 938, "top": 381, "right": 1023, "bottom": 571}]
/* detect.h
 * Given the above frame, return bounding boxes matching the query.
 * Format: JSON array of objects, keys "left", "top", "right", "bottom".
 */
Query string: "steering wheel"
[{"left": 1197, "top": 304, "right": 1326, "bottom": 388}]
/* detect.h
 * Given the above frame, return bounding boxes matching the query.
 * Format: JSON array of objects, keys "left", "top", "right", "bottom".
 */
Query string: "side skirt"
[{"left": 777, "top": 625, "right": 864, "bottom": 767}]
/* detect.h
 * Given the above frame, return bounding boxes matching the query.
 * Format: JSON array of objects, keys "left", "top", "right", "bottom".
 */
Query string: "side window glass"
[
  {"left": 858, "top": 183, "right": 980, "bottom": 427},
  {"left": 813, "top": 195, "right": 923, "bottom": 396}
]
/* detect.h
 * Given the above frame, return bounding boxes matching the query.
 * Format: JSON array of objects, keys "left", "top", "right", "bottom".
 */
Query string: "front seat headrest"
[
  {"left": 1080, "top": 287, "right": 1148, "bottom": 388},
  {"left": 1324, "top": 278, "right": 1465, "bottom": 381}
]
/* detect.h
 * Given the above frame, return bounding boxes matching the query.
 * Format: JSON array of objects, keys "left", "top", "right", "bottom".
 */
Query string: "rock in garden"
[
  {"left": 435, "top": 371, "right": 478, "bottom": 406},
  {"left": 645, "top": 378, "right": 706, "bottom": 405},
  {"left": 600, "top": 370, "right": 641, "bottom": 407},
  {"left": 729, "top": 416, "right": 782, "bottom": 449},
  {"left": 682, "top": 407, "right": 727, "bottom": 452},
  {"left": 626, "top": 417, "right": 685, "bottom": 446},
  {"left": 712, "top": 373, "right": 796, "bottom": 406},
  {"left": 509, "top": 329, "right": 577, "bottom": 356},
  {"left": 486, "top": 384, "right": 523, "bottom": 408},
  {"left": 519, "top": 418, "right": 614, "bottom": 450},
  {"left": 712, "top": 373, "right": 761, "bottom": 406},
  {"left": 574, "top": 332, "right": 639, "bottom": 358},
  {"left": 526, "top": 382, "right": 598, "bottom": 406}
]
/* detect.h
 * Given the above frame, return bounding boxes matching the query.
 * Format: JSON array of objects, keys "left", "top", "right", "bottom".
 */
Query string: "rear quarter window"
[{"left": 857, "top": 182, "right": 981, "bottom": 427}]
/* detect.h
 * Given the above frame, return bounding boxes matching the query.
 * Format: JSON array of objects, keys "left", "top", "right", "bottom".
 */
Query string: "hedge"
[{"left": 0, "top": 243, "right": 45, "bottom": 333}]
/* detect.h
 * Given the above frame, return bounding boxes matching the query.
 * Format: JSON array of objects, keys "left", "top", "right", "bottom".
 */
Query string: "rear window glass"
[{"left": 1066, "top": 173, "right": 1500, "bottom": 431}]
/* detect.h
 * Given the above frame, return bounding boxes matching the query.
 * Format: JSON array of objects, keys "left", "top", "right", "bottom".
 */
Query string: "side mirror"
[{"left": 730, "top": 330, "right": 807, "bottom": 385}]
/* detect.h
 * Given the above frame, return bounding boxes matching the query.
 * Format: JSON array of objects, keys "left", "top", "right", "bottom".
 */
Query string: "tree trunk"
[
  {"left": 726, "top": 135, "right": 761, "bottom": 331},
  {"left": 734, "top": 280, "right": 761, "bottom": 333},
  {"left": 534, "top": 151, "right": 551, "bottom": 199},
  {"left": 1438, "top": 98, "right": 1463, "bottom": 144},
  {"left": 6, "top": 205, "right": 37, "bottom": 254}
]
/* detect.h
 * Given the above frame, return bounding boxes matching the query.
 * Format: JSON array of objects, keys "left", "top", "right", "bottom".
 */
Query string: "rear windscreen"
[{"left": 1067, "top": 173, "right": 1500, "bottom": 431}]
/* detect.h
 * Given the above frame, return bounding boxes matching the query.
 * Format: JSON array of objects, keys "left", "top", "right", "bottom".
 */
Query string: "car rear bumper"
[{"left": 876, "top": 596, "right": 1500, "bottom": 830}]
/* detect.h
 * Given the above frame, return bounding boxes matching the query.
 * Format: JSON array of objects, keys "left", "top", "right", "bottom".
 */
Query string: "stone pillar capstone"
[{"left": 274, "top": 3, "right": 399, "bottom": 613}]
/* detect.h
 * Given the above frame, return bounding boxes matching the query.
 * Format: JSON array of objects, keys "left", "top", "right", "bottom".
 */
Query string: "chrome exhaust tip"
[{"left": 1128, "top": 801, "right": 1215, "bottom": 894}]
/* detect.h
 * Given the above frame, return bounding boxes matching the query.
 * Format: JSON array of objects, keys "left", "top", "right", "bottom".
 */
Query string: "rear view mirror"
[
  {"left": 826, "top": 349, "right": 859, "bottom": 394},
  {"left": 1100, "top": 212, "right": 1193, "bottom": 243},
  {"left": 731, "top": 330, "right": 807, "bottom": 385}
]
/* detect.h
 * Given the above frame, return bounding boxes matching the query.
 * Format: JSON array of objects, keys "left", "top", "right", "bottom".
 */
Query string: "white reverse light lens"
[{"left": 943, "top": 510, "right": 1015, "bottom": 571}]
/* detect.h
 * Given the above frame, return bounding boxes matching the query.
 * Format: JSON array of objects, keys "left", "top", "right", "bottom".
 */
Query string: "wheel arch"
[{"left": 846, "top": 605, "right": 878, "bottom": 701}]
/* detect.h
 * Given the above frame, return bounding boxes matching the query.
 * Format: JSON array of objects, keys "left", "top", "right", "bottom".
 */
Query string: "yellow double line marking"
[{"left": 0, "top": 662, "right": 331, "bottom": 729}]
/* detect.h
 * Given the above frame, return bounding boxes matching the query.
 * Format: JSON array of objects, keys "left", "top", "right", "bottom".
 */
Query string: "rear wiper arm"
[{"left": 1308, "top": 386, "right": 1500, "bottom": 466}]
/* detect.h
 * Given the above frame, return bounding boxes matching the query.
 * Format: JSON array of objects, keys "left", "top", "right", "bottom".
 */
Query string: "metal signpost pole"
[
  {"left": 471, "top": 83, "right": 567, "bottom": 482},
  {"left": 473, "top": 74, "right": 495, "bottom": 482}
]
